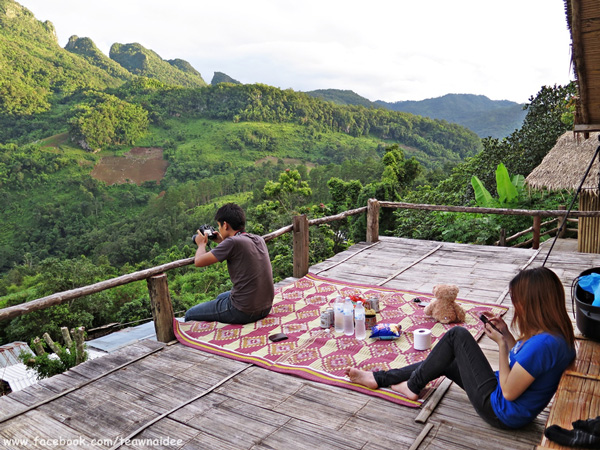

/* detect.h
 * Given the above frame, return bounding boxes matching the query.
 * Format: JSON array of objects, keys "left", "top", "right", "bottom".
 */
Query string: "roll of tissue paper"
[{"left": 413, "top": 328, "right": 432, "bottom": 351}]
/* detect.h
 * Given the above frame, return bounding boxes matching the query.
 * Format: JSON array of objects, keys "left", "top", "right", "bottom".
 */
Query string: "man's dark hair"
[{"left": 215, "top": 203, "right": 246, "bottom": 231}]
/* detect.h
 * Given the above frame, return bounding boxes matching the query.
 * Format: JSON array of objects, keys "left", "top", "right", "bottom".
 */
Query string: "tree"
[
  {"left": 263, "top": 169, "right": 312, "bottom": 214},
  {"left": 380, "top": 144, "right": 422, "bottom": 193},
  {"left": 68, "top": 91, "right": 149, "bottom": 150}
]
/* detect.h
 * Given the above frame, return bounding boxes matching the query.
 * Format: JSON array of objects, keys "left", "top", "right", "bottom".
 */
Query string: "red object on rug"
[{"left": 174, "top": 273, "right": 508, "bottom": 407}]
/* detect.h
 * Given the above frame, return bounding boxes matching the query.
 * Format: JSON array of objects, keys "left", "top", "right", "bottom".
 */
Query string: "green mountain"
[
  {"left": 211, "top": 71, "right": 241, "bottom": 85},
  {"left": 109, "top": 42, "right": 207, "bottom": 88},
  {"left": 376, "top": 94, "right": 527, "bottom": 138},
  {"left": 305, "top": 89, "right": 378, "bottom": 108},
  {"left": 0, "top": 0, "right": 126, "bottom": 116},
  {"left": 65, "top": 35, "right": 133, "bottom": 80}
]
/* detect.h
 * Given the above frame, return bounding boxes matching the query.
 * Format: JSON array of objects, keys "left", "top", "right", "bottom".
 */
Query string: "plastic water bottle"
[
  {"left": 343, "top": 298, "right": 354, "bottom": 336},
  {"left": 334, "top": 296, "right": 345, "bottom": 333},
  {"left": 354, "top": 302, "right": 366, "bottom": 340}
]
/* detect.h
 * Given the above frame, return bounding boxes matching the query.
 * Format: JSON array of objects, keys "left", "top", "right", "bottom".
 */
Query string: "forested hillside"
[
  {"left": 305, "top": 89, "right": 378, "bottom": 108},
  {"left": 376, "top": 94, "right": 528, "bottom": 138},
  {"left": 0, "top": 0, "right": 577, "bottom": 347},
  {"left": 109, "top": 43, "right": 207, "bottom": 88},
  {"left": 303, "top": 90, "right": 527, "bottom": 139}
]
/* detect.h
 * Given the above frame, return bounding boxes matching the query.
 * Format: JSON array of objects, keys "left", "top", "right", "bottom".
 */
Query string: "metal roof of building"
[
  {"left": 86, "top": 320, "right": 157, "bottom": 353},
  {"left": 0, "top": 342, "right": 31, "bottom": 367},
  {"left": 0, "top": 342, "right": 37, "bottom": 393}
]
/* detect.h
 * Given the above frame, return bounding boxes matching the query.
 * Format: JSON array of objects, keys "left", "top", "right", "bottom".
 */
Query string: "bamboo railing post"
[
  {"left": 147, "top": 273, "right": 175, "bottom": 343},
  {"left": 499, "top": 228, "right": 506, "bottom": 246},
  {"left": 72, "top": 327, "right": 86, "bottom": 364},
  {"left": 532, "top": 215, "right": 541, "bottom": 249},
  {"left": 558, "top": 205, "right": 567, "bottom": 238},
  {"left": 293, "top": 214, "right": 309, "bottom": 278},
  {"left": 367, "top": 198, "right": 380, "bottom": 243}
]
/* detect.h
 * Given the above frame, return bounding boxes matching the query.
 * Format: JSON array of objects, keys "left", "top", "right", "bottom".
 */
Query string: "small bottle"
[
  {"left": 343, "top": 298, "right": 354, "bottom": 336},
  {"left": 334, "top": 296, "right": 345, "bottom": 333},
  {"left": 354, "top": 302, "right": 366, "bottom": 340}
]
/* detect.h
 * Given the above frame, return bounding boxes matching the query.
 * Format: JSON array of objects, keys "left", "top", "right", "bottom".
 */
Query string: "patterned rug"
[{"left": 174, "top": 273, "right": 508, "bottom": 407}]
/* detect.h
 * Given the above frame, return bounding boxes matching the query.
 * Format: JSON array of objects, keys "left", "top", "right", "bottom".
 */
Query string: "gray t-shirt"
[{"left": 210, "top": 232, "right": 274, "bottom": 314}]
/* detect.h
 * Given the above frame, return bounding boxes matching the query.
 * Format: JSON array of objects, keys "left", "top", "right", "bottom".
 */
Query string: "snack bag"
[{"left": 369, "top": 323, "right": 402, "bottom": 340}]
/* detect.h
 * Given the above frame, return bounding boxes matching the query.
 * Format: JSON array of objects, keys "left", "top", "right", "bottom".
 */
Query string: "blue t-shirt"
[{"left": 491, "top": 332, "right": 575, "bottom": 428}]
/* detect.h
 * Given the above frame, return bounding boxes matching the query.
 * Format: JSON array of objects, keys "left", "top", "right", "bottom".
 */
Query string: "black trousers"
[{"left": 373, "top": 326, "right": 508, "bottom": 429}]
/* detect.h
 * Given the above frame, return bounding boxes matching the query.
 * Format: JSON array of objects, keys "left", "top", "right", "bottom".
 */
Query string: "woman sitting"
[{"left": 345, "top": 267, "right": 576, "bottom": 429}]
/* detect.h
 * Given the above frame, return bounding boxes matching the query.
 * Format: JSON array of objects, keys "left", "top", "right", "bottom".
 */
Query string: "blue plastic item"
[{"left": 577, "top": 273, "right": 600, "bottom": 307}]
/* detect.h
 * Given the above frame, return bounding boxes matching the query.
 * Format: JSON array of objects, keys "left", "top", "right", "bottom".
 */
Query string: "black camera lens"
[{"left": 192, "top": 224, "right": 217, "bottom": 243}]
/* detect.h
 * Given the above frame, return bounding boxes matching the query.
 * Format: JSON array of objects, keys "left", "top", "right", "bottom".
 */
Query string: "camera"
[{"left": 192, "top": 224, "right": 218, "bottom": 243}]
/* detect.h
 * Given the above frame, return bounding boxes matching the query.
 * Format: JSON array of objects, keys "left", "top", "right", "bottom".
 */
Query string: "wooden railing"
[{"left": 1, "top": 199, "right": 598, "bottom": 343}]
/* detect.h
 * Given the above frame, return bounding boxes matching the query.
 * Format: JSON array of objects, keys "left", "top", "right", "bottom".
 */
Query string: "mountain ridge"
[
  {"left": 376, "top": 93, "right": 527, "bottom": 138},
  {"left": 302, "top": 89, "right": 525, "bottom": 138}
]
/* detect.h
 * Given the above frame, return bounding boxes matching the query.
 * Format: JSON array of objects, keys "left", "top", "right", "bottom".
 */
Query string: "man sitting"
[{"left": 184, "top": 203, "right": 274, "bottom": 324}]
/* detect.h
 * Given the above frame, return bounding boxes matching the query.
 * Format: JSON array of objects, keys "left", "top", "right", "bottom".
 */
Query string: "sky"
[{"left": 17, "top": 0, "right": 573, "bottom": 104}]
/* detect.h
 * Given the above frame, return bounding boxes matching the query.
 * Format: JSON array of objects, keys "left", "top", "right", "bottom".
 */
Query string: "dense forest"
[{"left": 0, "top": 0, "right": 577, "bottom": 346}]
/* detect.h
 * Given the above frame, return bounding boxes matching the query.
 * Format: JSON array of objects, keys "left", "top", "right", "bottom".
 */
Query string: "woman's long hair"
[{"left": 509, "top": 267, "right": 575, "bottom": 347}]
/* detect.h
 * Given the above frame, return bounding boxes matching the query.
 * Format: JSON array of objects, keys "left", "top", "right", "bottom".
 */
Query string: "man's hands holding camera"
[{"left": 192, "top": 224, "right": 221, "bottom": 246}]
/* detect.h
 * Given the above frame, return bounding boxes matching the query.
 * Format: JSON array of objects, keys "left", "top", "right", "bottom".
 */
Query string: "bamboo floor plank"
[
  {"left": 2, "top": 381, "right": 59, "bottom": 407},
  {"left": 205, "top": 366, "right": 312, "bottom": 411},
  {"left": 175, "top": 397, "right": 291, "bottom": 448},
  {"left": 257, "top": 417, "right": 369, "bottom": 450},
  {"left": 0, "top": 411, "right": 96, "bottom": 450},
  {"left": 0, "top": 394, "right": 27, "bottom": 416},
  {"left": 120, "top": 418, "right": 201, "bottom": 450},
  {"left": 270, "top": 383, "right": 370, "bottom": 429}
]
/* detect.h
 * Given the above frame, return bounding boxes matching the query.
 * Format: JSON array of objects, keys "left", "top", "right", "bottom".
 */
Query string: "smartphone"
[
  {"left": 268, "top": 333, "right": 288, "bottom": 342},
  {"left": 479, "top": 314, "right": 501, "bottom": 333},
  {"left": 413, "top": 297, "right": 429, "bottom": 307}
]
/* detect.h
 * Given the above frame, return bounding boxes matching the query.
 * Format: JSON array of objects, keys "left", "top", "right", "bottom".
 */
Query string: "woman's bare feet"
[
  {"left": 390, "top": 381, "right": 419, "bottom": 401},
  {"left": 344, "top": 368, "right": 378, "bottom": 389}
]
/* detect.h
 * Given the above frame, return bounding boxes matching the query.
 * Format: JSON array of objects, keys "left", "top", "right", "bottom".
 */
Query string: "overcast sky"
[{"left": 18, "top": 0, "right": 572, "bottom": 104}]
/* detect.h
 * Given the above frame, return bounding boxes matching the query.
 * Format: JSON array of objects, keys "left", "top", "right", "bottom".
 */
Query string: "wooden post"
[
  {"left": 32, "top": 337, "right": 45, "bottom": 355},
  {"left": 61, "top": 327, "right": 73, "bottom": 347},
  {"left": 147, "top": 274, "right": 175, "bottom": 343},
  {"left": 558, "top": 205, "right": 567, "bottom": 238},
  {"left": 293, "top": 214, "right": 309, "bottom": 278},
  {"left": 42, "top": 332, "right": 61, "bottom": 354},
  {"left": 366, "top": 198, "right": 380, "bottom": 243},
  {"left": 532, "top": 215, "right": 541, "bottom": 249},
  {"left": 498, "top": 228, "right": 506, "bottom": 247},
  {"left": 72, "top": 327, "right": 86, "bottom": 364}
]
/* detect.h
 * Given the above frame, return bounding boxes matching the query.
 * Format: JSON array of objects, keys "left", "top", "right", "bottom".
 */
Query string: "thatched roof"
[
  {"left": 526, "top": 131, "right": 600, "bottom": 191},
  {"left": 566, "top": 0, "right": 600, "bottom": 131}
]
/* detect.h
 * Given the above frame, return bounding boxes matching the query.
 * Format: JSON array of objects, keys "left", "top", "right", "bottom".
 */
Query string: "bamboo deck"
[
  {"left": 537, "top": 338, "right": 600, "bottom": 450},
  {"left": 1, "top": 237, "right": 599, "bottom": 450}
]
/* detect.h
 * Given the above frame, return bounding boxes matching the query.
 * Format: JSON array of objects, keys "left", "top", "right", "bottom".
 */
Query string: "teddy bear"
[{"left": 424, "top": 284, "right": 466, "bottom": 324}]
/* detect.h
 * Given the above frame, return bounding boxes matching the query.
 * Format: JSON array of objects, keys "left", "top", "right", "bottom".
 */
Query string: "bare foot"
[
  {"left": 344, "top": 368, "right": 378, "bottom": 389},
  {"left": 391, "top": 381, "right": 419, "bottom": 401}
]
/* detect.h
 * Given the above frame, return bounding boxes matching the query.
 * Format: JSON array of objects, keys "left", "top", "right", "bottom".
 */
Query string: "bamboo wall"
[{"left": 578, "top": 192, "right": 600, "bottom": 252}]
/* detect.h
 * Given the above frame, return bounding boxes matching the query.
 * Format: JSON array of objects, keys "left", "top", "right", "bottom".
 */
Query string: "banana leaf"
[{"left": 471, "top": 175, "right": 494, "bottom": 207}]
